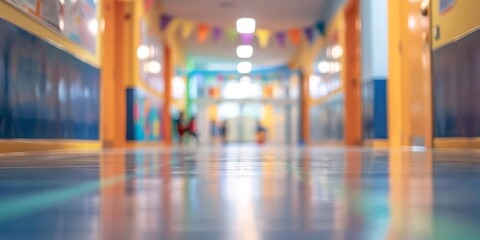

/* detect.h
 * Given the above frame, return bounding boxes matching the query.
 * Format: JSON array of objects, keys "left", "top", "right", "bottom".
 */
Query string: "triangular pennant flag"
[
  {"left": 181, "top": 20, "right": 195, "bottom": 39},
  {"left": 160, "top": 15, "right": 173, "bottom": 32},
  {"left": 276, "top": 32, "right": 286, "bottom": 48},
  {"left": 145, "top": 0, "right": 154, "bottom": 12},
  {"left": 315, "top": 22, "right": 326, "bottom": 36},
  {"left": 197, "top": 24, "right": 210, "bottom": 43},
  {"left": 213, "top": 27, "right": 223, "bottom": 42},
  {"left": 167, "top": 19, "right": 181, "bottom": 34},
  {"left": 226, "top": 28, "right": 238, "bottom": 42},
  {"left": 289, "top": 29, "right": 301, "bottom": 45},
  {"left": 240, "top": 33, "right": 255, "bottom": 45},
  {"left": 304, "top": 27, "right": 315, "bottom": 44},
  {"left": 256, "top": 29, "right": 271, "bottom": 48}
]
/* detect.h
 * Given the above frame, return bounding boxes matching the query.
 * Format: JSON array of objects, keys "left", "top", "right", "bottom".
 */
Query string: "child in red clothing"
[{"left": 186, "top": 116, "right": 198, "bottom": 143}]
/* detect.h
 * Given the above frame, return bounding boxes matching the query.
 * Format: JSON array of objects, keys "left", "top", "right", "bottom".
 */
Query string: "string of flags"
[{"left": 160, "top": 14, "right": 326, "bottom": 48}]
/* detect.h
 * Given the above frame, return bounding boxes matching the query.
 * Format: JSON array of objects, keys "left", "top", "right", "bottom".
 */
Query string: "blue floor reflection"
[{"left": 0, "top": 146, "right": 480, "bottom": 239}]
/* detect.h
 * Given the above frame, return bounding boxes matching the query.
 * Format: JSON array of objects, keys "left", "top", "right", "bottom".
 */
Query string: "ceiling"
[{"left": 161, "top": 0, "right": 330, "bottom": 70}]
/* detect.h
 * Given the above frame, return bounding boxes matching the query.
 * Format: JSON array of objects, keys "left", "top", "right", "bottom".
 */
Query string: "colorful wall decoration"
[
  {"left": 126, "top": 88, "right": 163, "bottom": 141},
  {"left": 0, "top": 18, "right": 100, "bottom": 139},
  {"left": 4, "top": 0, "right": 98, "bottom": 53}
]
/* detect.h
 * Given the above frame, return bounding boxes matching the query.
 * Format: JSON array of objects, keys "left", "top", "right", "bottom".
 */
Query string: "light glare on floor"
[{"left": 236, "top": 18, "right": 256, "bottom": 34}]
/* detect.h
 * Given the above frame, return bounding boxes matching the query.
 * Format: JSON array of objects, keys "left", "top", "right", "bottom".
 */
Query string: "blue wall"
[
  {"left": 433, "top": 29, "right": 480, "bottom": 138},
  {"left": 362, "top": 79, "right": 388, "bottom": 139},
  {"left": 360, "top": 0, "right": 388, "bottom": 140},
  {"left": 0, "top": 18, "right": 100, "bottom": 140}
]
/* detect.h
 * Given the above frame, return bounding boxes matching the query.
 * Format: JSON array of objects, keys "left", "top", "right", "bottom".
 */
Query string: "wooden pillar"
[
  {"left": 344, "top": 0, "right": 363, "bottom": 146},
  {"left": 388, "top": 0, "right": 433, "bottom": 147},
  {"left": 300, "top": 71, "right": 310, "bottom": 145},
  {"left": 100, "top": 0, "right": 128, "bottom": 148},
  {"left": 163, "top": 46, "right": 173, "bottom": 145}
]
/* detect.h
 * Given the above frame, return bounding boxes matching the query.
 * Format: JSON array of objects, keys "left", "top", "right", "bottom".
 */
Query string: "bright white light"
[
  {"left": 237, "top": 61, "right": 252, "bottom": 74},
  {"left": 146, "top": 61, "right": 162, "bottom": 74},
  {"left": 137, "top": 45, "right": 150, "bottom": 60},
  {"left": 149, "top": 46, "right": 156, "bottom": 58},
  {"left": 236, "top": 18, "right": 256, "bottom": 34},
  {"left": 223, "top": 81, "right": 262, "bottom": 99},
  {"left": 309, "top": 74, "right": 321, "bottom": 97},
  {"left": 59, "top": 18, "right": 65, "bottom": 31},
  {"left": 408, "top": 16, "right": 416, "bottom": 30},
  {"left": 240, "top": 76, "right": 252, "bottom": 85},
  {"left": 331, "top": 45, "right": 344, "bottom": 59},
  {"left": 317, "top": 61, "right": 329, "bottom": 74},
  {"left": 88, "top": 19, "right": 98, "bottom": 35},
  {"left": 172, "top": 76, "right": 186, "bottom": 99},
  {"left": 59, "top": 0, "right": 65, "bottom": 5},
  {"left": 236, "top": 45, "right": 253, "bottom": 59},
  {"left": 330, "top": 61, "right": 341, "bottom": 73}
]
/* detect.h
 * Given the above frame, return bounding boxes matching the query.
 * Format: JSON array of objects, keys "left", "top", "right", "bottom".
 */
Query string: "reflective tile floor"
[{"left": 1, "top": 145, "right": 480, "bottom": 239}]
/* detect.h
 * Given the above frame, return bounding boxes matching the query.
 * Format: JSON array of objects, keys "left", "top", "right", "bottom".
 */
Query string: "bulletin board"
[{"left": 4, "top": 0, "right": 98, "bottom": 54}]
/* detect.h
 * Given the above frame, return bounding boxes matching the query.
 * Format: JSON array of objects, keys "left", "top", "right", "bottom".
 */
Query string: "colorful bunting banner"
[
  {"left": 160, "top": 14, "right": 327, "bottom": 48},
  {"left": 213, "top": 27, "right": 223, "bottom": 42},
  {"left": 276, "top": 32, "right": 286, "bottom": 48},
  {"left": 197, "top": 24, "right": 210, "bottom": 43},
  {"left": 167, "top": 19, "right": 181, "bottom": 34},
  {"left": 181, "top": 20, "right": 195, "bottom": 39},
  {"left": 223, "top": 29, "right": 236, "bottom": 43},
  {"left": 304, "top": 27, "right": 315, "bottom": 44},
  {"left": 315, "top": 22, "right": 326, "bottom": 36},
  {"left": 256, "top": 29, "right": 271, "bottom": 48},
  {"left": 144, "top": 0, "right": 154, "bottom": 12},
  {"left": 240, "top": 33, "right": 255, "bottom": 45},
  {"left": 160, "top": 15, "right": 172, "bottom": 31},
  {"left": 288, "top": 29, "right": 301, "bottom": 45}
]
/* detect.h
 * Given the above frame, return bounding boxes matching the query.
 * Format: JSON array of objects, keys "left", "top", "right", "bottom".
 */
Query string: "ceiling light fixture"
[
  {"left": 237, "top": 61, "right": 252, "bottom": 74},
  {"left": 236, "top": 45, "right": 253, "bottom": 59},
  {"left": 146, "top": 61, "right": 162, "bottom": 74},
  {"left": 137, "top": 45, "right": 150, "bottom": 60},
  {"left": 236, "top": 18, "right": 256, "bottom": 34}
]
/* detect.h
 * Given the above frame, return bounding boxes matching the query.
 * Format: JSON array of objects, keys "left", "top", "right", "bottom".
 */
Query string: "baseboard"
[
  {"left": 363, "top": 139, "right": 389, "bottom": 148},
  {"left": 0, "top": 140, "right": 102, "bottom": 154},
  {"left": 126, "top": 141, "right": 164, "bottom": 148},
  {"left": 434, "top": 138, "right": 480, "bottom": 149},
  {"left": 309, "top": 140, "right": 344, "bottom": 146}
]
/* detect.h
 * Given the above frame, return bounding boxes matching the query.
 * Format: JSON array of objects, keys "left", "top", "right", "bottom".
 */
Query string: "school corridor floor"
[{"left": 0, "top": 145, "right": 479, "bottom": 239}]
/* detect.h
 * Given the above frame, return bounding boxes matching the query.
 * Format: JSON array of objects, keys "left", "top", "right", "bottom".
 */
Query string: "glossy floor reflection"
[{"left": 0, "top": 146, "right": 480, "bottom": 239}]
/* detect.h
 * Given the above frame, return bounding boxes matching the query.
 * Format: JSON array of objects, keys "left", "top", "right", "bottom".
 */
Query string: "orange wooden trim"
[
  {"left": 0, "top": 140, "right": 101, "bottom": 154},
  {"left": 163, "top": 46, "right": 173, "bottom": 145},
  {"left": 300, "top": 72, "right": 311, "bottom": 144},
  {"left": 343, "top": 0, "right": 363, "bottom": 146},
  {"left": 434, "top": 138, "right": 480, "bottom": 149}
]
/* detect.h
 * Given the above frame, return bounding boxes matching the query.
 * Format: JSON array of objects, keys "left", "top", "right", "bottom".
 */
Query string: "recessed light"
[
  {"left": 236, "top": 45, "right": 253, "bottom": 59},
  {"left": 236, "top": 18, "right": 256, "bottom": 34}
]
